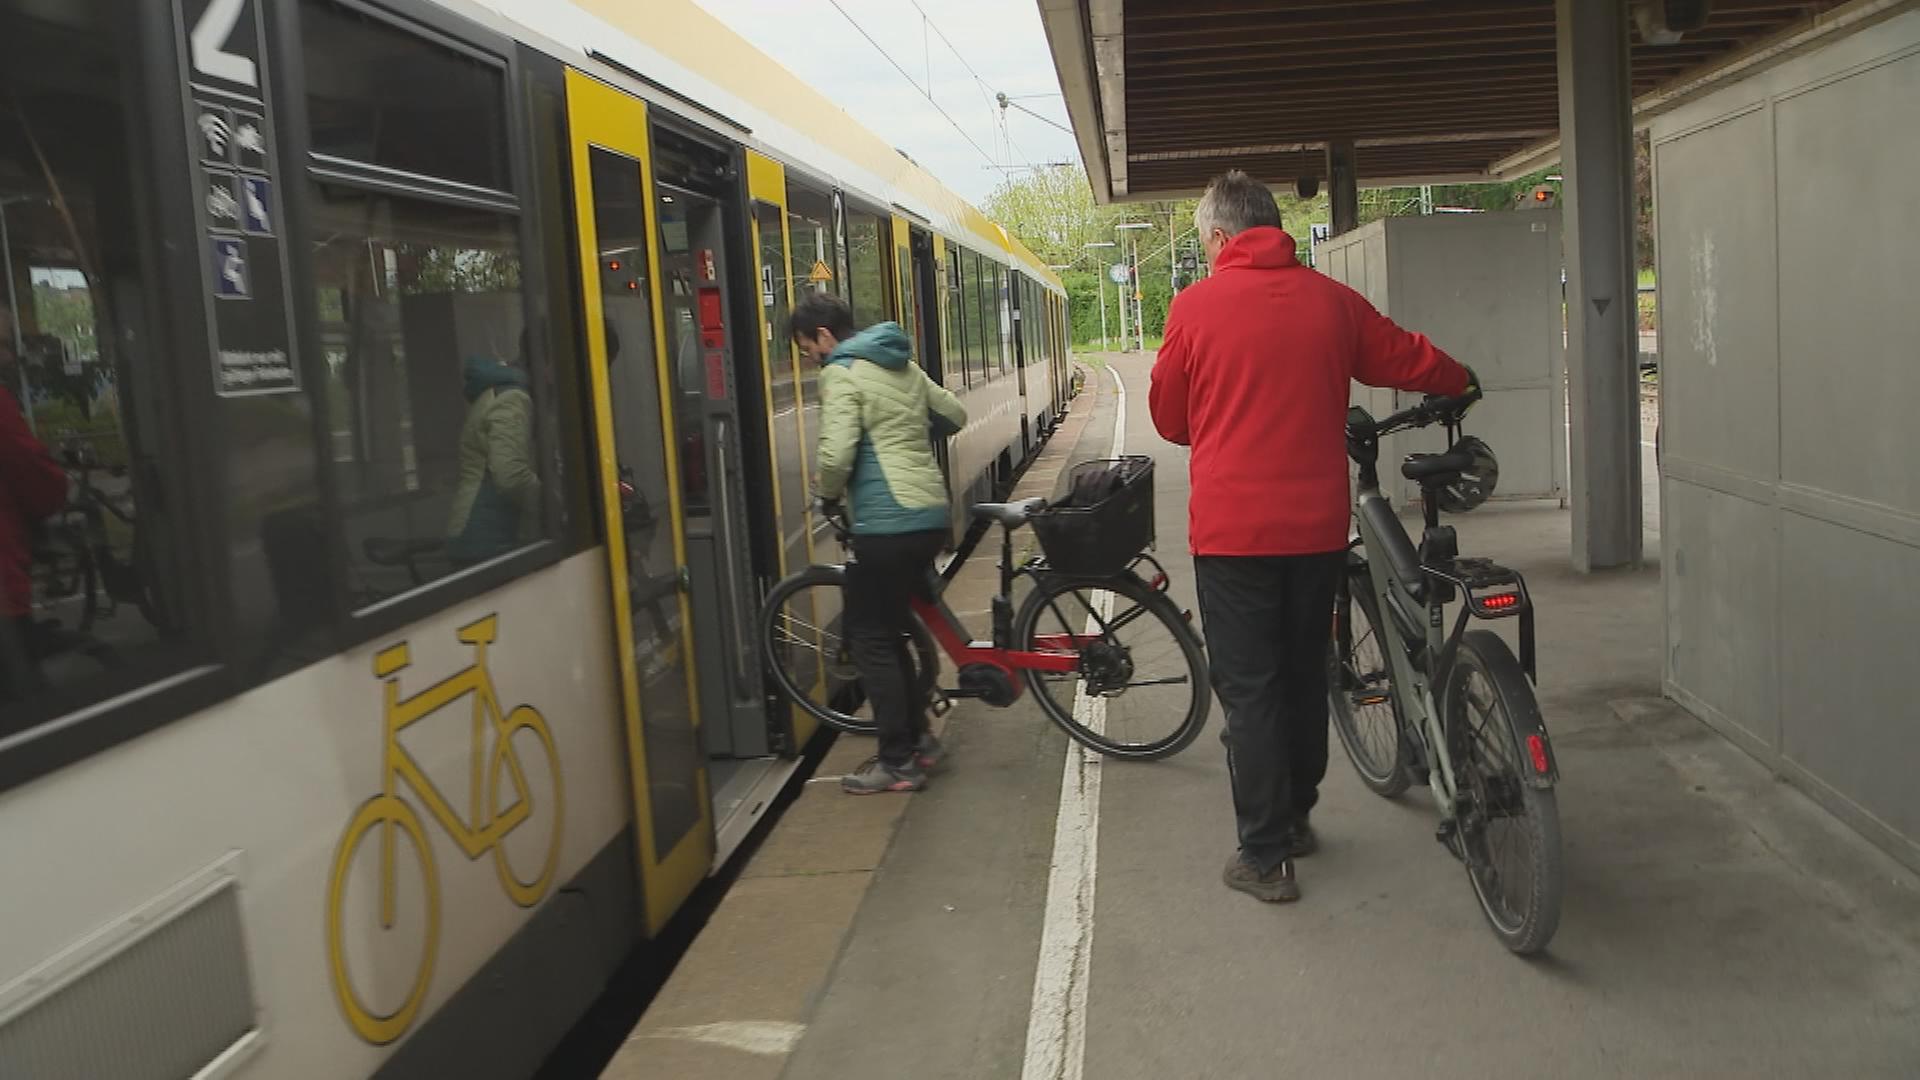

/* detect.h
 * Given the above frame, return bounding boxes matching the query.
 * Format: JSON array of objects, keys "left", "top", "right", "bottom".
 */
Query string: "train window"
[
  {"left": 1, "top": 0, "right": 194, "bottom": 733},
  {"left": 895, "top": 240, "right": 916, "bottom": 356},
  {"left": 845, "top": 208, "right": 885, "bottom": 331},
  {"left": 300, "top": 0, "right": 511, "bottom": 194},
  {"left": 786, "top": 182, "right": 837, "bottom": 298},
  {"left": 307, "top": 188, "right": 543, "bottom": 605},
  {"left": 945, "top": 251, "right": 966, "bottom": 392},
  {"left": 957, "top": 249, "right": 980, "bottom": 384},
  {"left": 971, "top": 253, "right": 993, "bottom": 384},
  {"left": 993, "top": 263, "right": 1011, "bottom": 376}
]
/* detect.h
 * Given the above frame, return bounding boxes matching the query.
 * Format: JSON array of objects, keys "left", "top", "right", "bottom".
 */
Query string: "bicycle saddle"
[
  {"left": 1401, "top": 450, "right": 1477, "bottom": 483},
  {"left": 971, "top": 497, "right": 1048, "bottom": 527}
]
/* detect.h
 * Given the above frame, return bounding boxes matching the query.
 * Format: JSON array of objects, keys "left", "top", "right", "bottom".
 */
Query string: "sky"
[{"left": 691, "top": 0, "right": 1080, "bottom": 206}]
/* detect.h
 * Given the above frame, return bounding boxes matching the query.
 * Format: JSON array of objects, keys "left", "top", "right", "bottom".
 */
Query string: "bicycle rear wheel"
[
  {"left": 760, "top": 565, "right": 939, "bottom": 736},
  {"left": 1447, "top": 629, "right": 1563, "bottom": 955},
  {"left": 1014, "top": 570, "right": 1208, "bottom": 760},
  {"left": 1328, "top": 564, "right": 1413, "bottom": 797}
]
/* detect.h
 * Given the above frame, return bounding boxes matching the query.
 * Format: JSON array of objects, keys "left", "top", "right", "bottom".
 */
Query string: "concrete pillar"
[
  {"left": 1557, "top": 0, "right": 1642, "bottom": 570},
  {"left": 1327, "top": 140, "right": 1359, "bottom": 235}
]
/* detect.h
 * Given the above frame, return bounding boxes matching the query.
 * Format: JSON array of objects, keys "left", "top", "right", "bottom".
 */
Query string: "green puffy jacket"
[
  {"left": 446, "top": 356, "right": 540, "bottom": 562},
  {"left": 816, "top": 322, "right": 967, "bottom": 536}
]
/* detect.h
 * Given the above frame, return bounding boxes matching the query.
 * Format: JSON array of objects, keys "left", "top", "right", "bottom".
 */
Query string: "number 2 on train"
[
  {"left": 189, "top": 0, "right": 258, "bottom": 88},
  {"left": 324, "top": 615, "right": 565, "bottom": 1045}
]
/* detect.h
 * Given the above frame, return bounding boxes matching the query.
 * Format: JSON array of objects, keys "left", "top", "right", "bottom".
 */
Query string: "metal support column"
[
  {"left": 1327, "top": 140, "right": 1359, "bottom": 235},
  {"left": 1557, "top": 0, "right": 1642, "bottom": 570}
]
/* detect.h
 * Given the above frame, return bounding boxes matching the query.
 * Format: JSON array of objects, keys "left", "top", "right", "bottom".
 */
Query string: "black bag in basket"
[{"left": 1032, "top": 456, "right": 1154, "bottom": 577}]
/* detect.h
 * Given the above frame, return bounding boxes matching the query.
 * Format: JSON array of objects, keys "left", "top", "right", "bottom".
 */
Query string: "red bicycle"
[{"left": 759, "top": 458, "right": 1209, "bottom": 760}]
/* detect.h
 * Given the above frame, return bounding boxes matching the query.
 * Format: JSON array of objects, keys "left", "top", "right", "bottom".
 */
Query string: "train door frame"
[
  {"left": 562, "top": 69, "right": 711, "bottom": 935},
  {"left": 742, "top": 149, "right": 819, "bottom": 752},
  {"left": 646, "top": 122, "right": 779, "bottom": 767},
  {"left": 909, "top": 228, "right": 944, "bottom": 383}
]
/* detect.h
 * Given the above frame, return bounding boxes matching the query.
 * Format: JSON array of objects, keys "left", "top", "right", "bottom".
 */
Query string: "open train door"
[
  {"left": 563, "top": 69, "right": 712, "bottom": 935},
  {"left": 744, "top": 151, "right": 827, "bottom": 751}
]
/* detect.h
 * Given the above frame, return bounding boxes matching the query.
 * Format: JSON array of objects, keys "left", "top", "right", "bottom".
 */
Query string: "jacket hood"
[
  {"left": 464, "top": 355, "right": 529, "bottom": 401},
  {"left": 1213, "top": 226, "right": 1301, "bottom": 273},
  {"left": 828, "top": 321, "right": 914, "bottom": 371}
]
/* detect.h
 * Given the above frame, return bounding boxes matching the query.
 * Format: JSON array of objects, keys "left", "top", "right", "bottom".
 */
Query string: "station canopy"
[{"left": 1038, "top": 0, "right": 1860, "bottom": 200}]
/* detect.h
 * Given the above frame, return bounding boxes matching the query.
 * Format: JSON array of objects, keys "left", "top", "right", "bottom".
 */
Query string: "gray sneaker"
[
  {"left": 1223, "top": 855, "right": 1300, "bottom": 903},
  {"left": 841, "top": 756, "right": 927, "bottom": 795},
  {"left": 915, "top": 732, "right": 945, "bottom": 771}
]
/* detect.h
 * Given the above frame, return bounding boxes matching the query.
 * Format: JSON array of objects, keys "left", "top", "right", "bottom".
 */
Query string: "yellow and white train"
[{"left": 0, "top": 0, "right": 1069, "bottom": 1075}]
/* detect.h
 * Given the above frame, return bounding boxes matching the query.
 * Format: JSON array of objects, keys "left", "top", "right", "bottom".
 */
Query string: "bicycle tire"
[
  {"left": 759, "top": 564, "right": 939, "bottom": 736},
  {"left": 490, "top": 705, "right": 564, "bottom": 908},
  {"left": 1328, "top": 562, "right": 1413, "bottom": 797},
  {"left": 1013, "top": 570, "right": 1208, "bottom": 760},
  {"left": 325, "top": 794, "right": 440, "bottom": 1045},
  {"left": 1447, "top": 629, "right": 1563, "bottom": 955}
]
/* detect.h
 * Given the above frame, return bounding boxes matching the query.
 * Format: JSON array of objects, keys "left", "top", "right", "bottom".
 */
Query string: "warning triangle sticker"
[
  {"left": 1593, "top": 296, "right": 1612, "bottom": 316},
  {"left": 808, "top": 260, "right": 834, "bottom": 283}
]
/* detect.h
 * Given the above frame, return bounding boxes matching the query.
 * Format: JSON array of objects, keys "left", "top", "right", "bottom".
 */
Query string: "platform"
[{"left": 605, "top": 352, "right": 1920, "bottom": 1080}]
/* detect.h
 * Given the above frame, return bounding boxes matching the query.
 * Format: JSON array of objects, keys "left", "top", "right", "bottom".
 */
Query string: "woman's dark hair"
[{"left": 788, "top": 290, "right": 856, "bottom": 343}]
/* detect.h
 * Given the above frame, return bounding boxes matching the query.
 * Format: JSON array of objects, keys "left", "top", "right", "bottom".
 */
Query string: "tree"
[{"left": 986, "top": 165, "right": 1339, "bottom": 346}]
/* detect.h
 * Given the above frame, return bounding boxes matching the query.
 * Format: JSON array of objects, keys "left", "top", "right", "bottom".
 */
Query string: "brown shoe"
[{"left": 1223, "top": 855, "right": 1300, "bottom": 903}]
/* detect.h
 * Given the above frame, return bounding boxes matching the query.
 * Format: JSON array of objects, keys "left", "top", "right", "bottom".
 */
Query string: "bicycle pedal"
[{"left": 928, "top": 690, "right": 953, "bottom": 718}]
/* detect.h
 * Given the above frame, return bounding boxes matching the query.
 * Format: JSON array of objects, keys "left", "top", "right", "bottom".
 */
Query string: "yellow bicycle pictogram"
[{"left": 325, "top": 614, "right": 564, "bottom": 1045}]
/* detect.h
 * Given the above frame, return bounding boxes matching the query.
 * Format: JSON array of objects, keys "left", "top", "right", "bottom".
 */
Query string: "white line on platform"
[{"left": 1021, "top": 363, "right": 1126, "bottom": 1080}]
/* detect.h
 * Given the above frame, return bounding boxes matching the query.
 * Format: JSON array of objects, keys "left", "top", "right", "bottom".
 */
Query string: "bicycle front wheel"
[
  {"left": 760, "top": 565, "right": 938, "bottom": 736},
  {"left": 1447, "top": 629, "right": 1563, "bottom": 955},
  {"left": 1014, "top": 571, "right": 1208, "bottom": 760},
  {"left": 1328, "top": 563, "right": 1412, "bottom": 797}
]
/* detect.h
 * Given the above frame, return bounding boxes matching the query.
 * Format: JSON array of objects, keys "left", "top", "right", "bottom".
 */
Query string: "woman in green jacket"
[
  {"left": 790, "top": 292, "right": 966, "bottom": 794},
  {"left": 446, "top": 354, "right": 540, "bottom": 566}
]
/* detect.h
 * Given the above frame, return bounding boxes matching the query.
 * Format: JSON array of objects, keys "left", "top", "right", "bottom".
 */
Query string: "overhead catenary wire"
[
  {"left": 824, "top": 0, "right": 1008, "bottom": 176},
  {"left": 911, "top": 0, "right": 1070, "bottom": 170}
]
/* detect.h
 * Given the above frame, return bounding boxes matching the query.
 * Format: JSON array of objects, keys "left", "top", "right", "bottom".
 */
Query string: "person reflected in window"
[
  {"left": 0, "top": 304, "right": 69, "bottom": 701},
  {"left": 445, "top": 336, "right": 538, "bottom": 568}
]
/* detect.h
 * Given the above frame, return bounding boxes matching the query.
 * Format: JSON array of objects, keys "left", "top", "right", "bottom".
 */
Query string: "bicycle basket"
[{"left": 1031, "top": 455, "right": 1155, "bottom": 577}]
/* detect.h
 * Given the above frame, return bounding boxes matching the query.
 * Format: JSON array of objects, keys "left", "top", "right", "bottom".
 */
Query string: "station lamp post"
[
  {"left": 1116, "top": 221, "right": 1151, "bottom": 353},
  {"left": 1084, "top": 240, "right": 1116, "bottom": 350}
]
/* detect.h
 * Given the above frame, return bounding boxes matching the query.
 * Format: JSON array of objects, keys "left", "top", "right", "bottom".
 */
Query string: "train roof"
[{"left": 424, "top": 0, "right": 1062, "bottom": 292}]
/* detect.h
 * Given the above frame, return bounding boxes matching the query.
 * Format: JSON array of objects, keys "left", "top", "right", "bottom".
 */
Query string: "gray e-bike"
[{"left": 1329, "top": 387, "right": 1563, "bottom": 954}]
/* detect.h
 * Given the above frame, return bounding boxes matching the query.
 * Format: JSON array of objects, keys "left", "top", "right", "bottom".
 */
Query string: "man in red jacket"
[
  {"left": 1, "top": 309, "right": 68, "bottom": 702},
  {"left": 1150, "top": 171, "right": 1473, "bottom": 903}
]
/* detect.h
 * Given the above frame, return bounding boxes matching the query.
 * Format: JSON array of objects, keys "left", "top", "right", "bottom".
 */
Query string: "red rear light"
[
  {"left": 1527, "top": 733, "right": 1550, "bottom": 775},
  {"left": 1479, "top": 592, "right": 1520, "bottom": 611}
]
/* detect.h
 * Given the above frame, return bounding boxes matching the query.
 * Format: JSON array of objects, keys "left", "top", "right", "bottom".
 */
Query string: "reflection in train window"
[
  {"left": 308, "top": 188, "right": 545, "bottom": 604},
  {"left": 945, "top": 251, "right": 967, "bottom": 392},
  {"left": 971, "top": 252, "right": 993, "bottom": 384},
  {"left": 1, "top": 0, "right": 192, "bottom": 735},
  {"left": 786, "top": 182, "right": 838, "bottom": 299},
  {"left": 845, "top": 208, "right": 885, "bottom": 330},
  {"left": 300, "top": 0, "right": 511, "bottom": 193}
]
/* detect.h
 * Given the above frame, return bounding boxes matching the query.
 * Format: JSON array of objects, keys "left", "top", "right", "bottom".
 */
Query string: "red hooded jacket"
[
  {"left": 2, "top": 385, "right": 68, "bottom": 617},
  {"left": 1150, "top": 227, "right": 1470, "bottom": 557}
]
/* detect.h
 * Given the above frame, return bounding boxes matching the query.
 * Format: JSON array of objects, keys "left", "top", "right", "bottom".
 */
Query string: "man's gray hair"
[{"left": 1194, "top": 170, "right": 1283, "bottom": 238}]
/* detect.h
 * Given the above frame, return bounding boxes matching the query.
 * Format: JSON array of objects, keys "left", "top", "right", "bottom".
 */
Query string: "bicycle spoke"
[{"left": 1022, "top": 578, "right": 1203, "bottom": 757}]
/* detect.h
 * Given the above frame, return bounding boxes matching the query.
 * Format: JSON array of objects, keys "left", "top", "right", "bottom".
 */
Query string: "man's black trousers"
[{"left": 1194, "top": 552, "right": 1345, "bottom": 873}]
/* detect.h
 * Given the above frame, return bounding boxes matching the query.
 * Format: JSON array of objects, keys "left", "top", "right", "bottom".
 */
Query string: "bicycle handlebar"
[{"left": 1349, "top": 384, "right": 1483, "bottom": 440}]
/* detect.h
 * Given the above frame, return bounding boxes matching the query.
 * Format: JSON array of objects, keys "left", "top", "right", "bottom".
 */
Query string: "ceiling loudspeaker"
[
  {"left": 1635, "top": 0, "right": 1711, "bottom": 45},
  {"left": 1296, "top": 176, "right": 1320, "bottom": 199}
]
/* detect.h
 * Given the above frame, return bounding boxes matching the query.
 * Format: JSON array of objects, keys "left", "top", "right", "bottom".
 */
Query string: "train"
[{"left": 0, "top": 0, "right": 1071, "bottom": 1076}]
